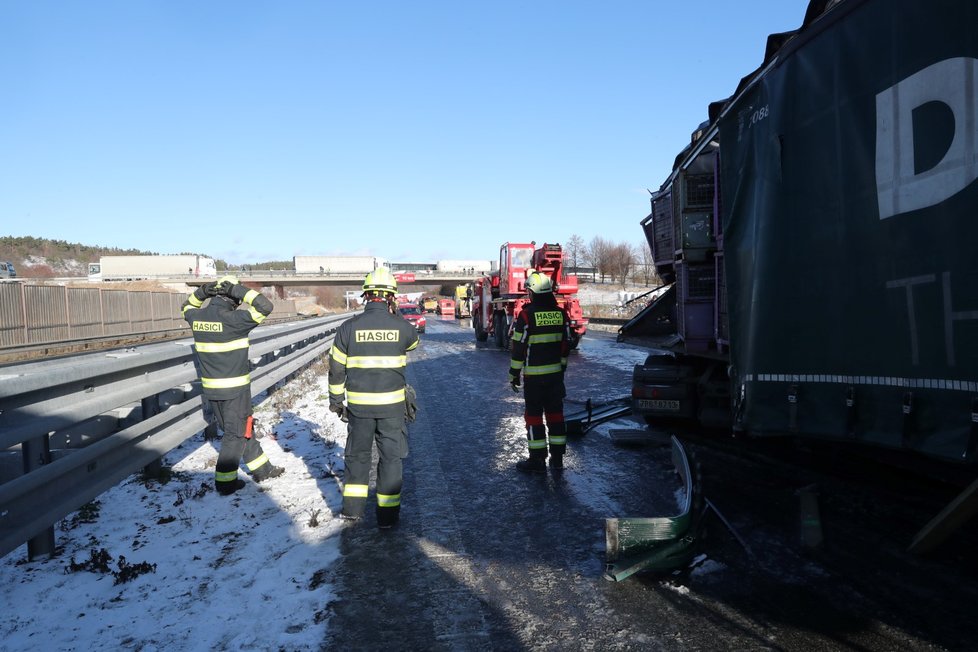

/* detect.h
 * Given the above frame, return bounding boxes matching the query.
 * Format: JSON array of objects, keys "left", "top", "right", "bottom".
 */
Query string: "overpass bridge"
[{"left": 180, "top": 271, "right": 480, "bottom": 289}]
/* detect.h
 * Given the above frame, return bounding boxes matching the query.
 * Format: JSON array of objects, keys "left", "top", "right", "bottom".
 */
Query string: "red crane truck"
[{"left": 472, "top": 242, "right": 589, "bottom": 349}]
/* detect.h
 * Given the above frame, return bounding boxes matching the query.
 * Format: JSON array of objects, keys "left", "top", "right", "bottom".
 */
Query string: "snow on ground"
[
  {"left": 0, "top": 327, "right": 658, "bottom": 651},
  {"left": 0, "top": 366, "right": 352, "bottom": 652}
]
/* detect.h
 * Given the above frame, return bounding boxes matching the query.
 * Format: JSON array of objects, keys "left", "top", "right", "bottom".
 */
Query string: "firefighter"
[
  {"left": 329, "top": 267, "right": 419, "bottom": 528},
  {"left": 182, "top": 275, "right": 284, "bottom": 495},
  {"left": 509, "top": 270, "right": 571, "bottom": 473}
]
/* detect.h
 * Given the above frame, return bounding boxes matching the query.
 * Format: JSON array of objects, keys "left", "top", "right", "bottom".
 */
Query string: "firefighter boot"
[
  {"left": 549, "top": 453, "right": 563, "bottom": 471},
  {"left": 377, "top": 505, "right": 400, "bottom": 530},
  {"left": 254, "top": 464, "right": 285, "bottom": 483},
  {"left": 216, "top": 478, "right": 246, "bottom": 496},
  {"left": 516, "top": 457, "right": 547, "bottom": 474}
]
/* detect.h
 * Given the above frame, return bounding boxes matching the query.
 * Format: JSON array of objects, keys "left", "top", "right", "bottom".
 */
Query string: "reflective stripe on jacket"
[
  {"left": 329, "top": 301, "right": 419, "bottom": 418},
  {"left": 182, "top": 287, "right": 274, "bottom": 400},
  {"left": 510, "top": 300, "right": 570, "bottom": 380}
]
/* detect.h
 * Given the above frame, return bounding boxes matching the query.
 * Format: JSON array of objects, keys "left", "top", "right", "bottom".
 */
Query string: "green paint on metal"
[{"left": 605, "top": 435, "right": 697, "bottom": 581}]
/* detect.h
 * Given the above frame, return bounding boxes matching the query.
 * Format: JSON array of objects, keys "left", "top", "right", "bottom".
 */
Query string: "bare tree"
[
  {"left": 565, "top": 234, "right": 585, "bottom": 273},
  {"left": 585, "top": 236, "right": 611, "bottom": 283},
  {"left": 637, "top": 241, "right": 657, "bottom": 286},
  {"left": 607, "top": 242, "right": 635, "bottom": 288}
]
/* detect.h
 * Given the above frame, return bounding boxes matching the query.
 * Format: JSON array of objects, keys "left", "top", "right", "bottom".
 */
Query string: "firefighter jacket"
[
  {"left": 182, "top": 285, "right": 273, "bottom": 400},
  {"left": 509, "top": 296, "right": 570, "bottom": 383},
  {"left": 329, "top": 301, "right": 420, "bottom": 418}
]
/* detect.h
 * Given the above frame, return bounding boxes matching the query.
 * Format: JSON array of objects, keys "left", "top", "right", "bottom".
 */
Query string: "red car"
[{"left": 397, "top": 303, "right": 426, "bottom": 333}]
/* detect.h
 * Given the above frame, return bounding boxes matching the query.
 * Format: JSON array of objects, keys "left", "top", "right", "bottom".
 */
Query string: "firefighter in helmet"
[
  {"left": 329, "top": 267, "right": 420, "bottom": 527},
  {"left": 182, "top": 275, "right": 284, "bottom": 495},
  {"left": 509, "top": 270, "right": 571, "bottom": 473}
]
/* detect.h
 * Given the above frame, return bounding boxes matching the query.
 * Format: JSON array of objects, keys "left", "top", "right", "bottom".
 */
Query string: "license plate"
[{"left": 637, "top": 399, "right": 680, "bottom": 411}]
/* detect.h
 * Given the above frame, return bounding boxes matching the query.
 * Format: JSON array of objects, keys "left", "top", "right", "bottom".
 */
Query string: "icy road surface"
[{"left": 2, "top": 316, "right": 977, "bottom": 651}]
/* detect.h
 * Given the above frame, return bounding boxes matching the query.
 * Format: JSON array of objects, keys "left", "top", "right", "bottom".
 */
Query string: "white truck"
[
  {"left": 88, "top": 255, "right": 217, "bottom": 282},
  {"left": 293, "top": 256, "right": 388, "bottom": 275}
]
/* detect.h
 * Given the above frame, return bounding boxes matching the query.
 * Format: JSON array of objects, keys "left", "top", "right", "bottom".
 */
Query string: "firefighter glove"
[
  {"left": 510, "top": 375, "right": 521, "bottom": 393},
  {"left": 202, "top": 281, "right": 222, "bottom": 297},
  {"left": 228, "top": 282, "right": 249, "bottom": 302},
  {"left": 329, "top": 402, "right": 349, "bottom": 423}
]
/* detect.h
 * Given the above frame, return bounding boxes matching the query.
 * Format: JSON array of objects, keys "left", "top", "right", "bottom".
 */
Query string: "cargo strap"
[
  {"left": 845, "top": 386, "right": 857, "bottom": 438},
  {"left": 902, "top": 391, "right": 914, "bottom": 447},
  {"left": 787, "top": 384, "right": 799, "bottom": 432},
  {"left": 965, "top": 397, "right": 978, "bottom": 461}
]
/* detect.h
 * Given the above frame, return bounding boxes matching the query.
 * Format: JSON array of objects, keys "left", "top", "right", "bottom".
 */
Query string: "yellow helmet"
[
  {"left": 526, "top": 271, "right": 553, "bottom": 294},
  {"left": 362, "top": 267, "right": 397, "bottom": 294}
]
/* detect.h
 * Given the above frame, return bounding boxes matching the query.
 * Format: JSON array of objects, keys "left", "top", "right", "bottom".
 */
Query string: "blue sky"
[{"left": 1, "top": 1, "right": 810, "bottom": 265}]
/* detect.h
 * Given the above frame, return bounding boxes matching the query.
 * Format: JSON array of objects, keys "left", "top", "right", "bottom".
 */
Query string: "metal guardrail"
[
  {"left": 565, "top": 397, "right": 632, "bottom": 435},
  {"left": 0, "top": 313, "right": 352, "bottom": 560},
  {"left": 604, "top": 435, "right": 697, "bottom": 581}
]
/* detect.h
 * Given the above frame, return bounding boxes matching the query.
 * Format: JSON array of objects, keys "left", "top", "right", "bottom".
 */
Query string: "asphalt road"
[{"left": 321, "top": 317, "right": 978, "bottom": 651}]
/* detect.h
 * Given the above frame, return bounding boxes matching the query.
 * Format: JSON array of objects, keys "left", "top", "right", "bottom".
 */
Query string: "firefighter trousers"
[
  {"left": 523, "top": 377, "right": 567, "bottom": 460},
  {"left": 210, "top": 390, "right": 275, "bottom": 489},
  {"left": 342, "top": 415, "right": 406, "bottom": 527}
]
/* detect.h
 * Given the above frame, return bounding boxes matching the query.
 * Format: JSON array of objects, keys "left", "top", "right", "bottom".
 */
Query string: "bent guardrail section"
[
  {"left": 0, "top": 313, "right": 351, "bottom": 560},
  {"left": 604, "top": 435, "right": 698, "bottom": 581}
]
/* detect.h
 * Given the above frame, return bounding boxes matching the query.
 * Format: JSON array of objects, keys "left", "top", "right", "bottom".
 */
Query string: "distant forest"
[{"left": 0, "top": 236, "right": 217, "bottom": 277}]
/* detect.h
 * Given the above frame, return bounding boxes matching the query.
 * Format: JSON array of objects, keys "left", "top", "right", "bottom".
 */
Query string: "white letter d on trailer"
[{"left": 876, "top": 57, "right": 978, "bottom": 219}]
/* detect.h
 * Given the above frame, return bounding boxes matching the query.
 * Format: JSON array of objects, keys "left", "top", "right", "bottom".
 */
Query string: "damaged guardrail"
[
  {"left": 565, "top": 397, "right": 632, "bottom": 435},
  {"left": 0, "top": 313, "right": 351, "bottom": 561},
  {"left": 603, "top": 434, "right": 755, "bottom": 581},
  {"left": 604, "top": 435, "right": 698, "bottom": 581}
]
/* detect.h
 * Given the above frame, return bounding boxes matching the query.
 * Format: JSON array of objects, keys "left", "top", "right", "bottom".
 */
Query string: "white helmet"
[
  {"left": 526, "top": 271, "right": 553, "bottom": 294},
  {"left": 362, "top": 268, "right": 398, "bottom": 294}
]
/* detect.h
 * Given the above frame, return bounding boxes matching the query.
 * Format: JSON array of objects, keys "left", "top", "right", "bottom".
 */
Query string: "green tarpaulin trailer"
[{"left": 627, "top": 0, "right": 978, "bottom": 464}]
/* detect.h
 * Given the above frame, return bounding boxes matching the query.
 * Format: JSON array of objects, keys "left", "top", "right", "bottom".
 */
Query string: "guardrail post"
[
  {"left": 64, "top": 285, "right": 71, "bottom": 340},
  {"left": 20, "top": 282, "right": 28, "bottom": 345},
  {"left": 23, "top": 432, "right": 56, "bottom": 560},
  {"left": 99, "top": 287, "right": 106, "bottom": 336},
  {"left": 258, "top": 352, "right": 278, "bottom": 396},
  {"left": 141, "top": 395, "right": 162, "bottom": 478}
]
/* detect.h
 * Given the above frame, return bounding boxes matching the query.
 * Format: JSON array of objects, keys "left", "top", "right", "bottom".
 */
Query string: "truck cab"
[{"left": 498, "top": 243, "right": 535, "bottom": 297}]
